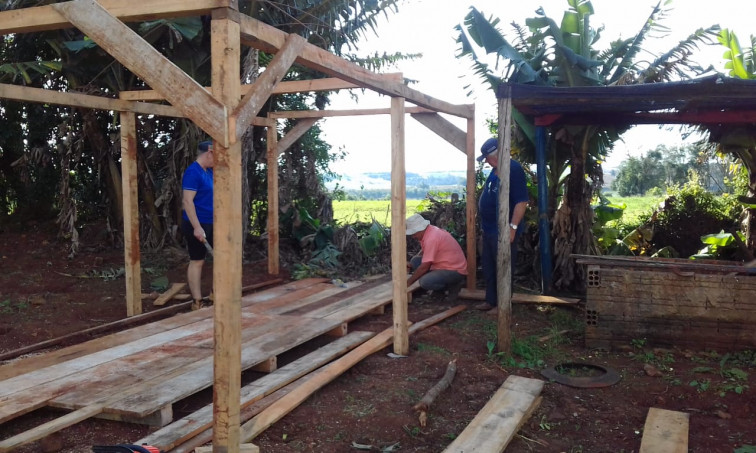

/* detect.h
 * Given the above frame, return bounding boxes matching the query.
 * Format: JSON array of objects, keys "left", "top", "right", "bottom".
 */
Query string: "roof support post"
[
  {"left": 120, "top": 111, "right": 141, "bottom": 317},
  {"left": 390, "top": 96, "right": 409, "bottom": 356},
  {"left": 535, "top": 125, "right": 553, "bottom": 293},
  {"left": 210, "top": 8, "right": 242, "bottom": 452},
  {"left": 465, "top": 116, "right": 476, "bottom": 289},
  {"left": 267, "top": 124, "right": 279, "bottom": 275},
  {"left": 495, "top": 91, "right": 513, "bottom": 354}
]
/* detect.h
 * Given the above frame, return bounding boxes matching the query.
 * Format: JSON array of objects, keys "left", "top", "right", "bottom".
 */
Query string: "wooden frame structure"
[{"left": 0, "top": 1, "right": 476, "bottom": 450}]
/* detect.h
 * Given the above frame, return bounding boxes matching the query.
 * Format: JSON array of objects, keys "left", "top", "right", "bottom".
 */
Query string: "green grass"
[
  {"left": 332, "top": 200, "right": 422, "bottom": 226},
  {"left": 604, "top": 194, "right": 661, "bottom": 225},
  {"left": 333, "top": 195, "right": 660, "bottom": 228}
]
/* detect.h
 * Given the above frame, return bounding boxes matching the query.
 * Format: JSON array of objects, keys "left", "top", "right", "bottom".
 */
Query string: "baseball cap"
[
  {"left": 198, "top": 140, "right": 213, "bottom": 153},
  {"left": 477, "top": 137, "right": 498, "bottom": 162}
]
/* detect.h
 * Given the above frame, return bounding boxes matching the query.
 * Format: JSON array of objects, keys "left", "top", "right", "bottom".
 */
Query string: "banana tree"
[
  {"left": 712, "top": 29, "right": 756, "bottom": 250},
  {"left": 456, "top": 0, "right": 719, "bottom": 291},
  {"left": 1, "top": 0, "right": 405, "bottom": 254}
]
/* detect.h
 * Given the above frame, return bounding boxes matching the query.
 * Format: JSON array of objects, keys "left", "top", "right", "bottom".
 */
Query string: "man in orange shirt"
[{"left": 406, "top": 213, "right": 467, "bottom": 293}]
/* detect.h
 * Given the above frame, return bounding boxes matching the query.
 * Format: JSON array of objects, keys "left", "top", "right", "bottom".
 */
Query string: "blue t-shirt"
[
  {"left": 181, "top": 161, "right": 213, "bottom": 224},
  {"left": 478, "top": 159, "right": 528, "bottom": 235}
]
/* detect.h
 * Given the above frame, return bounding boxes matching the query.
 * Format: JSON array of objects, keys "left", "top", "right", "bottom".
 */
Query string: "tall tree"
[
  {"left": 0, "top": 0, "right": 405, "bottom": 255},
  {"left": 455, "top": 0, "right": 718, "bottom": 290}
]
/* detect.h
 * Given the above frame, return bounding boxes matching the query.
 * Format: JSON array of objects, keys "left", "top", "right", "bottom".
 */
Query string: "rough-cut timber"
[
  {"left": 639, "top": 408, "right": 689, "bottom": 453},
  {"left": 582, "top": 258, "right": 756, "bottom": 350}
]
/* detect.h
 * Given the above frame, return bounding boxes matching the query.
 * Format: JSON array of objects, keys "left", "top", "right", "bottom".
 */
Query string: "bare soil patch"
[{"left": 0, "top": 220, "right": 755, "bottom": 452}]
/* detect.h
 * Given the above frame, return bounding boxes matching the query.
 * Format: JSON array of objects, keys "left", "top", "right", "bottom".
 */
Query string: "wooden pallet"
[{"left": 0, "top": 277, "right": 409, "bottom": 452}]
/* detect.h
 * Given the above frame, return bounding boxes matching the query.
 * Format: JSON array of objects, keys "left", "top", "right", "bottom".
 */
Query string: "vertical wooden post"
[
  {"left": 465, "top": 115, "right": 476, "bottom": 289},
  {"left": 211, "top": 8, "right": 242, "bottom": 453},
  {"left": 266, "top": 121, "right": 279, "bottom": 275},
  {"left": 496, "top": 90, "right": 513, "bottom": 353},
  {"left": 120, "top": 110, "right": 141, "bottom": 317},
  {"left": 390, "top": 96, "right": 409, "bottom": 355}
]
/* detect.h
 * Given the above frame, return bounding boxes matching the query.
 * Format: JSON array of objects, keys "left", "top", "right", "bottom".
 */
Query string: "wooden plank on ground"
[
  {"left": 0, "top": 275, "right": 284, "bottom": 380},
  {"left": 459, "top": 288, "right": 580, "bottom": 305},
  {"left": 241, "top": 278, "right": 330, "bottom": 306},
  {"left": 241, "top": 305, "right": 467, "bottom": 442},
  {"left": 138, "top": 331, "right": 375, "bottom": 451},
  {"left": 245, "top": 282, "right": 351, "bottom": 315},
  {"left": 153, "top": 282, "right": 187, "bottom": 306},
  {"left": 639, "top": 408, "right": 689, "bottom": 453},
  {"left": 442, "top": 375, "right": 544, "bottom": 453},
  {"left": 108, "top": 314, "right": 345, "bottom": 416}
]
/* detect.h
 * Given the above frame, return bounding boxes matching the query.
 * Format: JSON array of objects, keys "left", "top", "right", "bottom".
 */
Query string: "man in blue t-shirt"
[
  {"left": 476, "top": 137, "right": 529, "bottom": 310},
  {"left": 181, "top": 140, "right": 214, "bottom": 310}
]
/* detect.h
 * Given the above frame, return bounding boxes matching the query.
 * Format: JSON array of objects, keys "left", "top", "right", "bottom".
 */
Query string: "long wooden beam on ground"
[
  {"left": 458, "top": 288, "right": 580, "bottom": 305},
  {"left": 639, "top": 408, "right": 689, "bottom": 453},
  {"left": 238, "top": 16, "right": 474, "bottom": 119},
  {"left": 0, "top": 83, "right": 180, "bottom": 117},
  {"left": 52, "top": 0, "right": 228, "bottom": 146},
  {"left": 119, "top": 74, "right": 404, "bottom": 101},
  {"left": 442, "top": 375, "right": 544, "bottom": 453},
  {"left": 240, "top": 305, "right": 467, "bottom": 442},
  {"left": 0, "top": 0, "right": 231, "bottom": 35},
  {"left": 138, "top": 331, "right": 374, "bottom": 451}
]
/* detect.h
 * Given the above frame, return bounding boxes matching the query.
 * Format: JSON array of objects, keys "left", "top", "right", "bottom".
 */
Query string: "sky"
[{"left": 318, "top": 0, "right": 756, "bottom": 176}]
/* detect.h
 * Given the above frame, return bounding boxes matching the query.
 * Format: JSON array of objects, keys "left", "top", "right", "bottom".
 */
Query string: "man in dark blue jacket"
[{"left": 476, "top": 137, "right": 529, "bottom": 310}]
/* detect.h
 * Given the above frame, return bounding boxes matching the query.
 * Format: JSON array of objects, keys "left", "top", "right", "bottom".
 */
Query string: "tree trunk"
[{"left": 551, "top": 133, "right": 599, "bottom": 292}]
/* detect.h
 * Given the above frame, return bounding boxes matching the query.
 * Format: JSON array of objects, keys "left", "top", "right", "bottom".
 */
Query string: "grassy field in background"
[
  {"left": 333, "top": 200, "right": 422, "bottom": 226},
  {"left": 333, "top": 195, "right": 660, "bottom": 227},
  {"left": 604, "top": 194, "right": 661, "bottom": 224}
]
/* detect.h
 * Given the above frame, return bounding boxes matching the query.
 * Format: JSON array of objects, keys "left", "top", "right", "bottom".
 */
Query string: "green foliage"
[
  {"left": 357, "top": 221, "right": 387, "bottom": 257},
  {"left": 651, "top": 176, "right": 741, "bottom": 258}
]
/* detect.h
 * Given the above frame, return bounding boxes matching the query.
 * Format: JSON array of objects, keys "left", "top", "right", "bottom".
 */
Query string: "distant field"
[
  {"left": 332, "top": 200, "right": 422, "bottom": 226},
  {"left": 604, "top": 194, "right": 661, "bottom": 224},
  {"left": 333, "top": 195, "right": 660, "bottom": 227}
]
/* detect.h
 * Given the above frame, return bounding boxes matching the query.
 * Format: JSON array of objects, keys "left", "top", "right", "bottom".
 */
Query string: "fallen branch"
[{"left": 412, "top": 359, "right": 457, "bottom": 427}]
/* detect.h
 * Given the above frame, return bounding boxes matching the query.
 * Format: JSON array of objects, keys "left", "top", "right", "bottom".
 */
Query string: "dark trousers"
[{"left": 481, "top": 231, "right": 519, "bottom": 306}]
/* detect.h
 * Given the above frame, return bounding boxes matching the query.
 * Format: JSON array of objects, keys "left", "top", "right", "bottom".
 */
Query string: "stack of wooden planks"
[{"left": 0, "top": 277, "right": 429, "bottom": 452}]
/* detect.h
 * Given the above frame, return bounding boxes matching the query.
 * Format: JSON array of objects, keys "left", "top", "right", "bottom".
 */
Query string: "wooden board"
[
  {"left": 442, "top": 375, "right": 544, "bottom": 453},
  {"left": 458, "top": 288, "right": 580, "bottom": 305},
  {"left": 639, "top": 408, "right": 689, "bottom": 453},
  {"left": 137, "top": 331, "right": 374, "bottom": 451},
  {"left": 152, "top": 282, "right": 187, "bottom": 306}
]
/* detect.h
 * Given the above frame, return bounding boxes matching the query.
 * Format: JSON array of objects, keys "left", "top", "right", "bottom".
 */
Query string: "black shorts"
[{"left": 181, "top": 218, "right": 213, "bottom": 261}]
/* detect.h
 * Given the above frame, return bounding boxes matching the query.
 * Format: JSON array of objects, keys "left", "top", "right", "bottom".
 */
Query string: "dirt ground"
[{"left": 1, "top": 220, "right": 755, "bottom": 453}]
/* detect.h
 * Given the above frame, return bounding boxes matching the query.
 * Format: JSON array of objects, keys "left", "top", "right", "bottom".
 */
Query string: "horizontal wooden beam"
[
  {"left": 0, "top": 0, "right": 232, "bottom": 35},
  {"left": 0, "top": 83, "right": 180, "bottom": 117},
  {"left": 119, "top": 74, "right": 404, "bottom": 102},
  {"left": 238, "top": 15, "right": 475, "bottom": 119},
  {"left": 268, "top": 106, "right": 434, "bottom": 119},
  {"left": 53, "top": 0, "right": 228, "bottom": 146}
]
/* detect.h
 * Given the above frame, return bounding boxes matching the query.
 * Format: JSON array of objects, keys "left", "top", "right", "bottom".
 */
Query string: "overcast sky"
[{"left": 318, "top": 0, "right": 755, "bottom": 175}]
